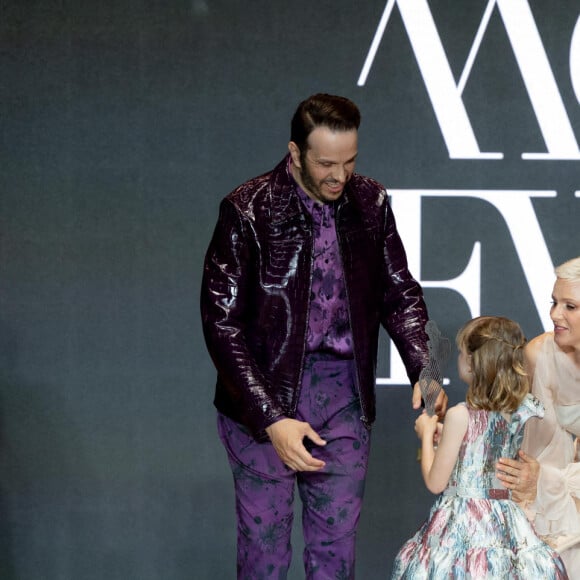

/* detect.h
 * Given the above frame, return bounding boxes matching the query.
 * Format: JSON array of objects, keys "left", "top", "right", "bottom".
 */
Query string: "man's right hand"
[{"left": 265, "top": 418, "right": 326, "bottom": 472}]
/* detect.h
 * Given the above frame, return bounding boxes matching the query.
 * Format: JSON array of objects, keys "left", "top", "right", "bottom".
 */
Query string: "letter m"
[{"left": 358, "top": 0, "right": 580, "bottom": 160}]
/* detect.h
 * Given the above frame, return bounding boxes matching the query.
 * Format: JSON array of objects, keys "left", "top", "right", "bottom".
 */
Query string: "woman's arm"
[{"left": 523, "top": 333, "right": 544, "bottom": 379}]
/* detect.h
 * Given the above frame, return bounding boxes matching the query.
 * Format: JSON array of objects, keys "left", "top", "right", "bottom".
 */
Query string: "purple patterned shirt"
[{"left": 292, "top": 172, "right": 354, "bottom": 357}]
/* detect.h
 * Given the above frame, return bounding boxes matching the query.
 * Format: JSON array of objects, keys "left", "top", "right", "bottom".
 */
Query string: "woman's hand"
[{"left": 496, "top": 450, "right": 540, "bottom": 503}]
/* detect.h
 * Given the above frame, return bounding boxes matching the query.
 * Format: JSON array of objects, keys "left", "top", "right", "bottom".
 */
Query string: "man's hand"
[
  {"left": 496, "top": 450, "right": 539, "bottom": 503},
  {"left": 412, "top": 382, "right": 448, "bottom": 420},
  {"left": 265, "top": 418, "right": 326, "bottom": 472}
]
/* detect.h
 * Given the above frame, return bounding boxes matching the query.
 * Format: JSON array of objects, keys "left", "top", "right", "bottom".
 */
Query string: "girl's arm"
[{"left": 417, "top": 404, "right": 468, "bottom": 494}]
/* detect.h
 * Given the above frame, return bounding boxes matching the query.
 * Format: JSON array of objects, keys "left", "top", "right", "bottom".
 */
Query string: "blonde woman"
[{"left": 497, "top": 257, "right": 580, "bottom": 574}]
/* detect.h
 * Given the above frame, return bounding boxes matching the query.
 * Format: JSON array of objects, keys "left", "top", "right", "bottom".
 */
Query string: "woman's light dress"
[{"left": 522, "top": 333, "right": 580, "bottom": 574}]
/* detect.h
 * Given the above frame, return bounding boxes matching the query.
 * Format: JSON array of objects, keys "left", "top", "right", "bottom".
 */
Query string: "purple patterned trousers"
[{"left": 218, "top": 354, "right": 371, "bottom": 579}]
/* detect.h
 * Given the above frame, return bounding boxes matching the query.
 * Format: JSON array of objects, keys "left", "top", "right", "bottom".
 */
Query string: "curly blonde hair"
[{"left": 456, "top": 316, "right": 528, "bottom": 413}]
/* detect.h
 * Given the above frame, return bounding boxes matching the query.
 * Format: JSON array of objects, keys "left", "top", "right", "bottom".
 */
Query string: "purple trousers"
[{"left": 218, "top": 354, "right": 371, "bottom": 579}]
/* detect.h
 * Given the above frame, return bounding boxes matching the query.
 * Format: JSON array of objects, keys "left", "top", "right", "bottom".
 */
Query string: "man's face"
[{"left": 289, "top": 126, "right": 358, "bottom": 204}]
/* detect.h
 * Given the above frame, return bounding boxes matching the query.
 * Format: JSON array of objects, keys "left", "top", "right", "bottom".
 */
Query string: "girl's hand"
[
  {"left": 415, "top": 412, "right": 439, "bottom": 440},
  {"left": 434, "top": 421, "right": 444, "bottom": 445}
]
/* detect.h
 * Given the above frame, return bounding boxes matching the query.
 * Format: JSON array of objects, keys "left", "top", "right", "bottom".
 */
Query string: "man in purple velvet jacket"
[{"left": 201, "top": 93, "right": 448, "bottom": 579}]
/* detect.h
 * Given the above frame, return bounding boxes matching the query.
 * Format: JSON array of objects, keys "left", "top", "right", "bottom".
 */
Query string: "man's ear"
[{"left": 288, "top": 141, "right": 301, "bottom": 168}]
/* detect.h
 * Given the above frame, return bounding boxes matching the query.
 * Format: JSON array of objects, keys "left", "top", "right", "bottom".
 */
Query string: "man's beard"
[
  {"left": 298, "top": 151, "right": 340, "bottom": 203},
  {"left": 299, "top": 164, "right": 320, "bottom": 199}
]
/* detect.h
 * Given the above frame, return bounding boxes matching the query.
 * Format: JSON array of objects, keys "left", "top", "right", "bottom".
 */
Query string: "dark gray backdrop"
[{"left": 1, "top": 1, "right": 579, "bottom": 578}]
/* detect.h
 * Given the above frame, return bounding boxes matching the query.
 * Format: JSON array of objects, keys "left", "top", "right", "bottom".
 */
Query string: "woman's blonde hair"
[
  {"left": 456, "top": 316, "right": 528, "bottom": 413},
  {"left": 555, "top": 257, "right": 580, "bottom": 283}
]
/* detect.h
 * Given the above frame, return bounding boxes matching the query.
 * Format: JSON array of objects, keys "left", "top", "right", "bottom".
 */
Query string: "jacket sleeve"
[
  {"left": 200, "top": 199, "right": 286, "bottom": 434},
  {"left": 380, "top": 200, "right": 430, "bottom": 385}
]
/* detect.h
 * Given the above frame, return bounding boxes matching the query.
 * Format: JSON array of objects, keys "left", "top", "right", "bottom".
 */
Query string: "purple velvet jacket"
[{"left": 201, "top": 156, "right": 429, "bottom": 440}]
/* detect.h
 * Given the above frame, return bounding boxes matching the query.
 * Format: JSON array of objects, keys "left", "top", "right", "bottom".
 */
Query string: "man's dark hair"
[{"left": 290, "top": 93, "right": 361, "bottom": 151}]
